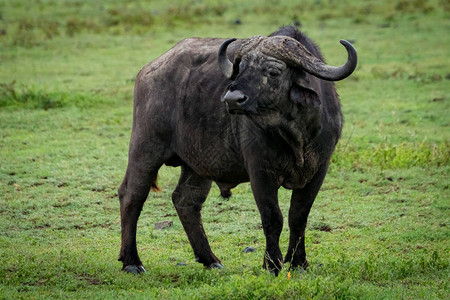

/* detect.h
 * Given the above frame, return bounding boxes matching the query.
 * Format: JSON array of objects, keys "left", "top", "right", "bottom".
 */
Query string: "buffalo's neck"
[
  {"left": 279, "top": 110, "right": 322, "bottom": 169},
  {"left": 249, "top": 107, "right": 322, "bottom": 168},
  {"left": 276, "top": 119, "right": 307, "bottom": 168},
  {"left": 240, "top": 108, "right": 323, "bottom": 188}
]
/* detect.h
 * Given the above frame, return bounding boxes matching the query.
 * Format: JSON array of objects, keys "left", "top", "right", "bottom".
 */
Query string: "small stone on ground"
[
  {"left": 242, "top": 247, "right": 255, "bottom": 253},
  {"left": 154, "top": 220, "right": 173, "bottom": 230}
]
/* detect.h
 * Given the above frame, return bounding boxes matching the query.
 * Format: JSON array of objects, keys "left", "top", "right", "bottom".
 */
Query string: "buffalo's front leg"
[
  {"left": 284, "top": 163, "right": 328, "bottom": 270},
  {"left": 249, "top": 171, "right": 283, "bottom": 275},
  {"left": 172, "top": 165, "right": 222, "bottom": 268}
]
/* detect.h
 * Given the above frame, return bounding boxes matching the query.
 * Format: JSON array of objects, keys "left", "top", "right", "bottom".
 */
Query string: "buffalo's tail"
[{"left": 151, "top": 174, "right": 161, "bottom": 192}]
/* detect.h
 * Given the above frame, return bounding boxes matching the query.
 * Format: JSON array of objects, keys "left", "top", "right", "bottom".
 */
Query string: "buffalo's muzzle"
[{"left": 222, "top": 90, "right": 249, "bottom": 114}]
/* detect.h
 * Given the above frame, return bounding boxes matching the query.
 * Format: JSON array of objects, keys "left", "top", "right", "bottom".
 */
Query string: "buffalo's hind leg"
[
  {"left": 284, "top": 163, "right": 329, "bottom": 270},
  {"left": 118, "top": 137, "right": 164, "bottom": 274},
  {"left": 172, "top": 165, "right": 222, "bottom": 268}
]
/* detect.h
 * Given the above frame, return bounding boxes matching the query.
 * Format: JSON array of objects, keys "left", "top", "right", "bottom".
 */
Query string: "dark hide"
[{"left": 118, "top": 26, "right": 352, "bottom": 275}]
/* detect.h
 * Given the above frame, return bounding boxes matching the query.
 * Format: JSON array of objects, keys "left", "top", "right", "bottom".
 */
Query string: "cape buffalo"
[{"left": 118, "top": 26, "right": 357, "bottom": 275}]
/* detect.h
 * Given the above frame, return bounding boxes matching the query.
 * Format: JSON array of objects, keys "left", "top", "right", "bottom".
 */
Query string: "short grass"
[{"left": 0, "top": 0, "right": 449, "bottom": 299}]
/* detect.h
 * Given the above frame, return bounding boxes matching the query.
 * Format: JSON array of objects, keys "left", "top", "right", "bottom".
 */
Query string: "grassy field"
[{"left": 0, "top": 0, "right": 449, "bottom": 298}]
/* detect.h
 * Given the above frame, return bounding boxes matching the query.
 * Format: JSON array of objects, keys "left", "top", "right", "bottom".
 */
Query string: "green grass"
[{"left": 0, "top": 0, "right": 449, "bottom": 298}]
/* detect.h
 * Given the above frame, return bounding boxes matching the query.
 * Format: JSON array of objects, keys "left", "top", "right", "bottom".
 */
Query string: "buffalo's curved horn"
[
  {"left": 218, "top": 38, "right": 237, "bottom": 80},
  {"left": 262, "top": 37, "right": 357, "bottom": 81},
  {"left": 303, "top": 40, "right": 357, "bottom": 81}
]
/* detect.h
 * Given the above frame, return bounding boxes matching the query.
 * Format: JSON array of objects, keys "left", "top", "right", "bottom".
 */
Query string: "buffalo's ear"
[{"left": 290, "top": 77, "right": 321, "bottom": 108}]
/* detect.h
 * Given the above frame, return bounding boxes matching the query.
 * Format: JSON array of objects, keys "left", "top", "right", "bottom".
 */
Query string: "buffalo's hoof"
[
  {"left": 263, "top": 261, "right": 283, "bottom": 276},
  {"left": 207, "top": 262, "right": 224, "bottom": 269},
  {"left": 289, "top": 260, "right": 309, "bottom": 271},
  {"left": 123, "top": 265, "right": 146, "bottom": 274}
]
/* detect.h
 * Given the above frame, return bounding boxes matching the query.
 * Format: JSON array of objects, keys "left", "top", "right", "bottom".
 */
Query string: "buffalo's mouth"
[
  {"left": 227, "top": 107, "right": 246, "bottom": 114},
  {"left": 225, "top": 102, "right": 258, "bottom": 115}
]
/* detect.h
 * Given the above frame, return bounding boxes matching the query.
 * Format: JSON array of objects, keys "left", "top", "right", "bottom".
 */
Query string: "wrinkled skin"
[{"left": 118, "top": 26, "right": 355, "bottom": 275}]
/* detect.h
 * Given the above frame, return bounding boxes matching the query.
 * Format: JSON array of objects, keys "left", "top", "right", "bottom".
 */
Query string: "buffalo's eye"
[
  {"left": 238, "top": 61, "right": 247, "bottom": 71},
  {"left": 263, "top": 58, "right": 286, "bottom": 79},
  {"left": 264, "top": 67, "right": 282, "bottom": 78},
  {"left": 269, "top": 70, "right": 281, "bottom": 78}
]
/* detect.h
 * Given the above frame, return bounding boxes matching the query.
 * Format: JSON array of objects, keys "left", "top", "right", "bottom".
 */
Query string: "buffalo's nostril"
[
  {"left": 222, "top": 90, "right": 249, "bottom": 113},
  {"left": 236, "top": 96, "right": 248, "bottom": 104},
  {"left": 223, "top": 90, "right": 248, "bottom": 104}
]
